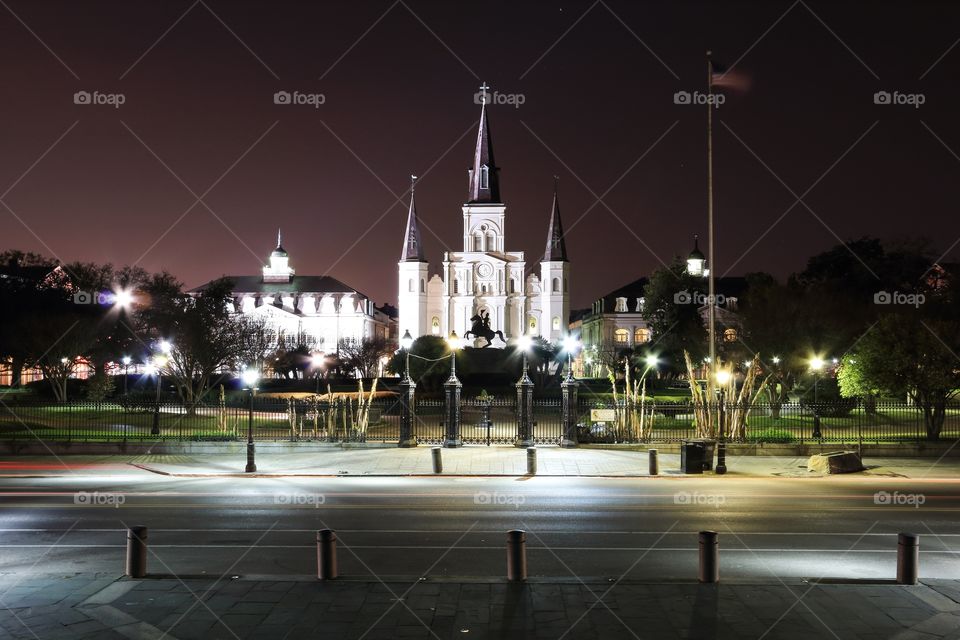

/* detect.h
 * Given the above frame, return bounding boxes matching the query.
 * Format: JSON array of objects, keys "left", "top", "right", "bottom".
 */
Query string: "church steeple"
[
  {"left": 467, "top": 84, "right": 501, "bottom": 204},
  {"left": 400, "top": 175, "right": 426, "bottom": 262},
  {"left": 543, "top": 177, "right": 568, "bottom": 262}
]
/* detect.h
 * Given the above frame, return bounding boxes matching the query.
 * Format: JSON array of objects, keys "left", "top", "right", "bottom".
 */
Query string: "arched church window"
[
  {"left": 420, "top": 279, "right": 425, "bottom": 293},
  {"left": 473, "top": 233, "right": 483, "bottom": 251},
  {"left": 486, "top": 231, "right": 495, "bottom": 252},
  {"left": 509, "top": 279, "right": 516, "bottom": 293},
  {"left": 552, "top": 317, "right": 560, "bottom": 331},
  {"left": 480, "top": 165, "right": 489, "bottom": 189},
  {"left": 431, "top": 317, "right": 440, "bottom": 335},
  {"left": 408, "top": 279, "right": 414, "bottom": 293},
  {"left": 552, "top": 278, "right": 560, "bottom": 293},
  {"left": 528, "top": 316, "right": 537, "bottom": 332},
  {"left": 723, "top": 328, "right": 738, "bottom": 342}
]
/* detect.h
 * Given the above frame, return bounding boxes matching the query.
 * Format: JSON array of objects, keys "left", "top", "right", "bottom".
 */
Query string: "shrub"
[{"left": 749, "top": 428, "right": 797, "bottom": 443}]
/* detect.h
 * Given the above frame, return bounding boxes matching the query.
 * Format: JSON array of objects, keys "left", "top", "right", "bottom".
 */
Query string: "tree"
[
  {"left": 339, "top": 337, "right": 392, "bottom": 378},
  {"left": 641, "top": 259, "right": 708, "bottom": 377},
  {"left": 837, "top": 353, "right": 881, "bottom": 414},
  {"left": 237, "top": 317, "right": 279, "bottom": 373},
  {"left": 138, "top": 275, "right": 245, "bottom": 405},
  {"left": 386, "top": 335, "right": 456, "bottom": 392},
  {"left": 846, "top": 310, "right": 960, "bottom": 441},
  {"left": 0, "top": 251, "right": 57, "bottom": 386},
  {"left": 17, "top": 288, "right": 102, "bottom": 401}
]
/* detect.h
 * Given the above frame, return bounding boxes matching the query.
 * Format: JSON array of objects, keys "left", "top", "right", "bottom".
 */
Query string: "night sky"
[{"left": 1, "top": 0, "right": 958, "bottom": 309}]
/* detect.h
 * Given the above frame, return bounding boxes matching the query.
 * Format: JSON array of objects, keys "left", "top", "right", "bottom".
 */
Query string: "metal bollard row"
[{"left": 122, "top": 527, "right": 921, "bottom": 584}]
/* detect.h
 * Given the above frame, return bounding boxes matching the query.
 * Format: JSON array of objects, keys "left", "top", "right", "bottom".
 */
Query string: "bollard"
[
  {"left": 125, "top": 525, "right": 148, "bottom": 578},
  {"left": 526, "top": 447, "right": 537, "bottom": 475},
  {"left": 698, "top": 530, "right": 719, "bottom": 583},
  {"left": 648, "top": 449, "right": 659, "bottom": 476},
  {"left": 896, "top": 533, "right": 919, "bottom": 585},
  {"left": 507, "top": 530, "right": 527, "bottom": 582},
  {"left": 431, "top": 446, "right": 443, "bottom": 474},
  {"left": 317, "top": 529, "right": 338, "bottom": 580}
]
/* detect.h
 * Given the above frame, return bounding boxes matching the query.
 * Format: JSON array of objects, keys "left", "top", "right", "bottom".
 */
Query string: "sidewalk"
[
  {"left": 127, "top": 446, "right": 960, "bottom": 478},
  {"left": 6, "top": 447, "right": 960, "bottom": 478},
  {"left": 2, "top": 573, "right": 959, "bottom": 639}
]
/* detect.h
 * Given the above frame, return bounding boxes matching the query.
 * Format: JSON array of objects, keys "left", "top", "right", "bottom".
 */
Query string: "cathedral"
[{"left": 398, "top": 95, "right": 571, "bottom": 347}]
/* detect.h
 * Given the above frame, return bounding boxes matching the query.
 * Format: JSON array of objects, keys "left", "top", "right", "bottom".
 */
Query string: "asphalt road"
[{"left": 1, "top": 470, "right": 959, "bottom": 582}]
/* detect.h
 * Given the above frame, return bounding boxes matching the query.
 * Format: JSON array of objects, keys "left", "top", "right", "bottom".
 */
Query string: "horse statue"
[{"left": 464, "top": 312, "right": 505, "bottom": 348}]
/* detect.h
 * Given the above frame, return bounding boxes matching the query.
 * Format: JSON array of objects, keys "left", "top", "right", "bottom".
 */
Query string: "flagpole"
[{"left": 706, "top": 51, "right": 717, "bottom": 380}]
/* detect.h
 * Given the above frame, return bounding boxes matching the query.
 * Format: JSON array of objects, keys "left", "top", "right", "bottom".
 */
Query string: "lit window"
[
  {"left": 634, "top": 327, "right": 651, "bottom": 343},
  {"left": 552, "top": 317, "right": 560, "bottom": 330},
  {"left": 528, "top": 316, "right": 537, "bottom": 332},
  {"left": 723, "top": 328, "right": 738, "bottom": 342},
  {"left": 431, "top": 317, "right": 440, "bottom": 335},
  {"left": 614, "top": 329, "right": 629, "bottom": 344}
]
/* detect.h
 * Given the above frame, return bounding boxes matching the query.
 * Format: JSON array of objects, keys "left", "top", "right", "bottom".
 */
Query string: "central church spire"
[
  {"left": 400, "top": 175, "right": 426, "bottom": 262},
  {"left": 467, "top": 83, "right": 501, "bottom": 204}
]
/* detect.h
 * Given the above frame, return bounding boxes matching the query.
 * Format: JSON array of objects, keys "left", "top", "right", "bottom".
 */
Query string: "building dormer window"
[
  {"left": 614, "top": 297, "right": 627, "bottom": 312},
  {"left": 480, "top": 165, "right": 489, "bottom": 189},
  {"left": 635, "top": 297, "right": 645, "bottom": 312}
]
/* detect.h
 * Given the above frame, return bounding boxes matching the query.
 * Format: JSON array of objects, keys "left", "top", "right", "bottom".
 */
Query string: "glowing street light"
[
  {"left": 645, "top": 354, "right": 659, "bottom": 369},
  {"left": 399, "top": 330, "right": 415, "bottom": 385},
  {"left": 239, "top": 367, "right": 260, "bottom": 472},
  {"left": 809, "top": 356, "right": 825, "bottom": 438},
  {"left": 562, "top": 335, "right": 580, "bottom": 381},
  {"left": 772, "top": 356, "right": 781, "bottom": 364},
  {"left": 714, "top": 367, "right": 732, "bottom": 475},
  {"left": 159, "top": 340, "right": 172, "bottom": 355},
  {"left": 447, "top": 331, "right": 462, "bottom": 381},
  {"left": 112, "top": 287, "right": 134, "bottom": 310}
]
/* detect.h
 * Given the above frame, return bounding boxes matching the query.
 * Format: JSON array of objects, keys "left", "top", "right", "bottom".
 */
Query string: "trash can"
[
  {"left": 681, "top": 440, "right": 706, "bottom": 474},
  {"left": 688, "top": 438, "right": 717, "bottom": 472}
]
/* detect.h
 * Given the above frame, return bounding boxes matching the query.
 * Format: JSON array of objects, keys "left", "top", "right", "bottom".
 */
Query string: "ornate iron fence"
[{"left": 0, "top": 395, "right": 957, "bottom": 445}]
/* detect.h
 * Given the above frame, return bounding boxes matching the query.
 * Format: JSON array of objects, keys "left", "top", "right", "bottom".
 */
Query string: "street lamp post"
[
  {"left": 443, "top": 332, "right": 462, "bottom": 448},
  {"left": 241, "top": 368, "right": 260, "bottom": 472},
  {"left": 715, "top": 369, "right": 731, "bottom": 475},
  {"left": 561, "top": 336, "right": 580, "bottom": 448},
  {"left": 515, "top": 335, "right": 535, "bottom": 448},
  {"left": 398, "top": 330, "right": 417, "bottom": 448},
  {"left": 150, "top": 349, "right": 169, "bottom": 436},
  {"left": 121, "top": 356, "right": 131, "bottom": 397},
  {"left": 810, "top": 357, "right": 824, "bottom": 440}
]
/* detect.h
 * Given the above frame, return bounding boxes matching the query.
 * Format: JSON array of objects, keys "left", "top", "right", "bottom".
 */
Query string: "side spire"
[
  {"left": 467, "top": 83, "right": 501, "bottom": 203},
  {"left": 543, "top": 176, "right": 568, "bottom": 262},
  {"left": 400, "top": 175, "right": 426, "bottom": 262}
]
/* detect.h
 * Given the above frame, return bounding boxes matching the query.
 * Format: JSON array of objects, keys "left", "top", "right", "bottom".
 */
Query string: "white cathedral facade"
[{"left": 398, "top": 97, "right": 571, "bottom": 346}]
